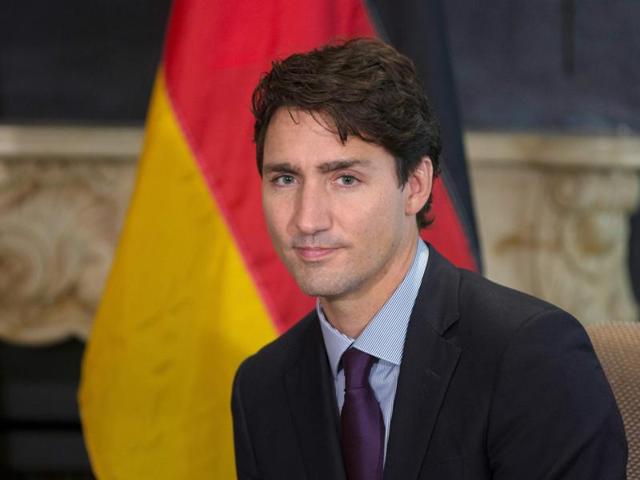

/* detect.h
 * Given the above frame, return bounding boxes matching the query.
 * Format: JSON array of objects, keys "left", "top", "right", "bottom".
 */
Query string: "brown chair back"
[{"left": 587, "top": 322, "right": 640, "bottom": 479}]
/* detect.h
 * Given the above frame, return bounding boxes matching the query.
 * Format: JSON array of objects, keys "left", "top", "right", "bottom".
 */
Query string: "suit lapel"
[
  {"left": 384, "top": 247, "right": 462, "bottom": 480},
  {"left": 285, "top": 316, "right": 346, "bottom": 480}
]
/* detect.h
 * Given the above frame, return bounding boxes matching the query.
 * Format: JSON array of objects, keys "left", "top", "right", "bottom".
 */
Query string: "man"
[{"left": 231, "top": 38, "right": 627, "bottom": 480}]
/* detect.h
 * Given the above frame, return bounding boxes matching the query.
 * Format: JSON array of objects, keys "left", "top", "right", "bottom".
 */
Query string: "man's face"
[{"left": 261, "top": 108, "right": 425, "bottom": 302}]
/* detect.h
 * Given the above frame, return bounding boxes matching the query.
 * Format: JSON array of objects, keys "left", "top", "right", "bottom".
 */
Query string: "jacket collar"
[
  {"left": 383, "top": 246, "right": 462, "bottom": 480},
  {"left": 284, "top": 315, "right": 346, "bottom": 479}
]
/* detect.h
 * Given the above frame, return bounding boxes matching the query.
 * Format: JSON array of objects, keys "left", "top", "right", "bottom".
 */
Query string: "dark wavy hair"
[{"left": 252, "top": 37, "right": 442, "bottom": 228}]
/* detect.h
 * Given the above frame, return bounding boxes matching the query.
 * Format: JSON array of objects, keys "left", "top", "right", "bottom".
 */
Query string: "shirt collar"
[{"left": 318, "top": 240, "right": 429, "bottom": 377}]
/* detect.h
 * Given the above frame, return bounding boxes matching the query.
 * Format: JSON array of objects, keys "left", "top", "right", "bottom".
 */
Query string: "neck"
[{"left": 320, "top": 234, "right": 419, "bottom": 338}]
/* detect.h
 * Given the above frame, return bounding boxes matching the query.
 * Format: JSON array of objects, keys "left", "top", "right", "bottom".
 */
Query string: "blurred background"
[{"left": 0, "top": 0, "right": 638, "bottom": 477}]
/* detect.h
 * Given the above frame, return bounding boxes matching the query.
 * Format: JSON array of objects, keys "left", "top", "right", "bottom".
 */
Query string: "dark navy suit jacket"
[{"left": 232, "top": 247, "right": 627, "bottom": 479}]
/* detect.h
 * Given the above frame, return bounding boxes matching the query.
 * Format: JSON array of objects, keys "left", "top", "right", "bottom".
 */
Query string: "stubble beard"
[
  {"left": 290, "top": 263, "right": 356, "bottom": 299},
  {"left": 285, "top": 245, "right": 398, "bottom": 301}
]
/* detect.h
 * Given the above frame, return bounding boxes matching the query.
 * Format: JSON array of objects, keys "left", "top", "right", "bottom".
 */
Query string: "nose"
[{"left": 292, "top": 181, "right": 331, "bottom": 235}]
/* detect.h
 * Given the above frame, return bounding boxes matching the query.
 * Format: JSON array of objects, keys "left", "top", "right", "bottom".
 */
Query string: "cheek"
[
  {"left": 262, "top": 196, "right": 290, "bottom": 241},
  {"left": 336, "top": 191, "right": 403, "bottom": 238},
  {"left": 362, "top": 189, "right": 405, "bottom": 224},
  {"left": 262, "top": 196, "right": 279, "bottom": 233}
]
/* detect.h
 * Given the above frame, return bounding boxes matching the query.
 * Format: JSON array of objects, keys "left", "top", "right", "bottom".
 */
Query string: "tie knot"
[{"left": 341, "top": 348, "right": 376, "bottom": 389}]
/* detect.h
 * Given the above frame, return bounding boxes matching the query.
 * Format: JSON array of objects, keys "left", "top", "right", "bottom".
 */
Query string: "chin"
[
  {"left": 296, "top": 282, "right": 337, "bottom": 298},
  {"left": 295, "top": 273, "right": 357, "bottom": 299},
  {"left": 286, "top": 260, "right": 356, "bottom": 298},
  {"left": 293, "top": 275, "right": 339, "bottom": 298}
]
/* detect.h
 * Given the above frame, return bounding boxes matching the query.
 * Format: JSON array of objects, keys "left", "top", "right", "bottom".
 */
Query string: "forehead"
[
  {"left": 265, "top": 108, "right": 341, "bottom": 150},
  {"left": 263, "top": 108, "right": 393, "bottom": 168}
]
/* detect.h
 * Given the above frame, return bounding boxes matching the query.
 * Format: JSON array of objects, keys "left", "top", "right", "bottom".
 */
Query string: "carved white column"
[{"left": 467, "top": 132, "right": 640, "bottom": 325}]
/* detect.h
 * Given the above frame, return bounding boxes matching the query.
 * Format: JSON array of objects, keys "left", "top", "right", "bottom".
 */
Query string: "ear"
[{"left": 405, "top": 157, "right": 433, "bottom": 216}]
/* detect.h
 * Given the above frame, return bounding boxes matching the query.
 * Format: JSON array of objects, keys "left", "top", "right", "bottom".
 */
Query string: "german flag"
[{"left": 79, "top": 0, "right": 479, "bottom": 478}]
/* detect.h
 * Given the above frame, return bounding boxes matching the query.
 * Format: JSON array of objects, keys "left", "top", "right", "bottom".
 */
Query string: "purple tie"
[{"left": 340, "top": 348, "right": 385, "bottom": 480}]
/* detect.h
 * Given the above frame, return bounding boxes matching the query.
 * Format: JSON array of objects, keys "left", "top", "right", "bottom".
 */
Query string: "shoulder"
[
  {"left": 454, "top": 271, "right": 628, "bottom": 476},
  {"left": 456, "top": 267, "right": 581, "bottom": 341},
  {"left": 433, "top": 264, "right": 592, "bottom": 370},
  {"left": 450, "top": 268, "right": 612, "bottom": 409},
  {"left": 234, "top": 310, "right": 318, "bottom": 388},
  {"left": 421, "top": 246, "right": 573, "bottom": 344},
  {"left": 458, "top": 268, "right": 560, "bottom": 324}
]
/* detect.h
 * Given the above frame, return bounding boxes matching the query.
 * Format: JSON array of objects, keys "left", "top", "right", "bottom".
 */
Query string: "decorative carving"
[
  {"left": 534, "top": 172, "right": 639, "bottom": 324},
  {"left": 0, "top": 127, "right": 139, "bottom": 345},
  {"left": 469, "top": 132, "right": 640, "bottom": 325}
]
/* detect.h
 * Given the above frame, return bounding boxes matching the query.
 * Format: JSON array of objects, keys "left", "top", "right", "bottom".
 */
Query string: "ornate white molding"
[{"left": 467, "top": 132, "right": 640, "bottom": 325}]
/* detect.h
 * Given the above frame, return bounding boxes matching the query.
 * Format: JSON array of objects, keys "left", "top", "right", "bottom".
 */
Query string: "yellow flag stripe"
[{"left": 79, "top": 71, "right": 276, "bottom": 479}]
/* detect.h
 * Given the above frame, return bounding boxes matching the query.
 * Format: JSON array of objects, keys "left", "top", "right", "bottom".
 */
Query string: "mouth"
[{"left": 293, "top": 246, "right": 340, "bottom": 261}]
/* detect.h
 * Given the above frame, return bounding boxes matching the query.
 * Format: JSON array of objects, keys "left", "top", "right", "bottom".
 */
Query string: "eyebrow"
[
  {"left": 262, "top": 162, "right": 301, "bottom": 176},
  {"left": 317, "top": 159, "right": 370, "bottom": 173},
  {"left": 262, "top": 159, "right": 370, "bottom": 175}
]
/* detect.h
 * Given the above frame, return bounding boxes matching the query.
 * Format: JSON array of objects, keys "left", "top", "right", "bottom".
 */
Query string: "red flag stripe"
[
  {"left": 163, "top": 0, "right": 476, "bottom": 331},
  {"left": 163, "top": 0, "right": 374, "bottom": 331},
  {"left": 422, "top": 178, "right": 478, "bottom": 271}
]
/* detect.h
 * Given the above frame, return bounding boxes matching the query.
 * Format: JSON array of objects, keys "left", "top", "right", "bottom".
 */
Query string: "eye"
[
  {"left": 273, "top": 174, "right": 296, "bottom": 186},
  {"left": 337, "top": 175, "right": 358, "bottom": 186}
]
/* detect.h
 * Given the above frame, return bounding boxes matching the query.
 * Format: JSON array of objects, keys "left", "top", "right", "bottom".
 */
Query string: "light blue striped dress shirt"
[{"left": 317, "top": 240, "right": 429, "bottom": 461}]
